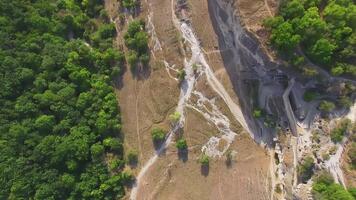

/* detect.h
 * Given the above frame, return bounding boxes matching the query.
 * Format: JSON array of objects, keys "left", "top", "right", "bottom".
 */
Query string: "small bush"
[
  {"left": 176, "top": 138, "right": 187, "bottom": 150},
  {"left": 225, "top": 149, "right": 233, "bottom": 165},
  {"left": 303, "top": 90, "right": 319, "bottom": 102},
  {"left": 127, "top": 50, "right": 138, "bottom": 67},
  {"left": 127, "top": 150, "right": 138, "bottom": 164},
  {"left": 151, "top": 127, "right": 166, "bottom": 141},
  {"left": 319, "top": 100, "right": 335, "bottom": 113},
  {"left": 169, "top": 111, "right": 181, "bottom": 123},
  {"left": 331, "top": 128, "right": 344, "bottom": 143},
  {"left": 338, "top": 96, "right": 352, "bottom": 108},
  {"left": 252, "top": 108, "right": 263, "bottom": 118},
  {"left": 177, "top": 69, "right": 186, "bottom": 82},
  {"left": 109, "top": 158, "right": 125, "bottom": 170},
  {"left": 199, "top": 154, "right": 210, "bottom": 166},
  {"left": 311, "top": 130, "right": 320, "bottom": 142},
  {"left": 330, "top": 119, "right": 350, "bottom": 143},
  {"left": 121, "top": 0, "right": 137, "bottom": 9},
  {"left": 298, "top": 156, "right": 314, "bottom": 182},
  {"left": 302, "top": 67, "right": 318, "bottom": 77}
]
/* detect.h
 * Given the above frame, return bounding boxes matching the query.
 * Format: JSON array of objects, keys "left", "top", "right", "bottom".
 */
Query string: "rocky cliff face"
[{"left": 208, "top": 0, "right": 299, "bottom": 143}]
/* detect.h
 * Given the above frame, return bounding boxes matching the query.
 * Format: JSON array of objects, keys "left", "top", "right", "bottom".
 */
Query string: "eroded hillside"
[{"left": 105, "top": 0, "right": 356, "bottom": 199}]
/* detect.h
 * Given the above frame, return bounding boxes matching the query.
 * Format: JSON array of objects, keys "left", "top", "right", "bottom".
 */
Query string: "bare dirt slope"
[
  {"left": 105, "top": 0, "right": 181, "bottom": 169},
  {"left": 105, "top": 0, "right": 274, "bottom": 199},
  {"left": 135, "top": 127, "right": 271, "bottom": 200},
  {"left": 129, "top": 0, "right": 273, "bottom": 199}
]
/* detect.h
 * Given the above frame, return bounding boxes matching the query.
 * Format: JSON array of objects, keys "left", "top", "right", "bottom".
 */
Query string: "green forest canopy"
[
  {"left": 264, "top": 0, "right": 356, "bottom": 77},
  {"left": 0, "top": 0, "right": 131, "bottom": 199}
]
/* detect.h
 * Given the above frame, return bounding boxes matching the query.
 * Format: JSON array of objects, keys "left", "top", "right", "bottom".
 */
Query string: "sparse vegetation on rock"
[
  {"left": 348, "top": 142, "right": 356, "bottom": 168},
  {"left": 319, "top": 100, "right": 336, "bottom": 113},
  {"left": 330, "top": 118, "right": 351, "bottom": 143},
  {"left": 298, "top": 156, "right": 314, "bottom": 182},
  {"left": 177, "top": 69, "right": 186, "bottom": 82},
  {"left": 303, "top": 90, "right": 319, "bottom": 102}
]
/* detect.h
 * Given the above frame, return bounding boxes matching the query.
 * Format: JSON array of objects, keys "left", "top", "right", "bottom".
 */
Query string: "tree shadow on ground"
[
  {"left": 201, "top": 164, "right": 209, "bottom": 177},
  {"left": 178, "top": 149, "right": 188, "bottom": 162},
  {"left": 113, "top": 61, "right": 127, "bottom": 90},
  {"left": 153, "top": 139, "right": 167, "bottom": 156},
  {"left": 130, "top": 63, "right": 151, "bottom": 80},
  {"left": 128, "top": 159, "right": 138, "bottom": 169},
  {"left": 225, "top": 159, "right": 233, "bottom": 169},
  {"left": 124, "top": 177, "right": 136, "bottom": 189}
]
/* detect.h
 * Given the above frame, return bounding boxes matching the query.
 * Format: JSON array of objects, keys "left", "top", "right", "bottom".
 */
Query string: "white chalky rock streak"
[
  {"left": 147, "top": 12, "right": 162, "bottom": 52},
  {"left": 188, "top": 91, "right": 237, "bottom": 157},
  {"left": 179, "top": 22, "right": 252, "bottom": 137},
  {"left": 163, "top": 60, "right": 179, "bottom": 81}
]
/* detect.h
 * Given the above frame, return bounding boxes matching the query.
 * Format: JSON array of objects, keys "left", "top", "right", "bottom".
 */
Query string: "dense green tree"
[
  {"left": 90, "top": 142, "right": 105, "bottom": 159},
  {"left": 265, "top": 0, "right": 356, "bottom": 76},
  {"left": 270, "top": 21, "right": 301, "bottom": 54},
  {"left": 308, "top": 38, "right": 336, "bottom": 64},
  {"left": 297, "top": 7, "right": 327, "bottom": 43},
  {"left": 0, "top": 0, "right": 127, "bottom": 199},
  {"left": 281, "top": 0, "right": 305, "bottom": 19},
  {"left": 124, "top": 20, "right": 149, "bottom": 69}
]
